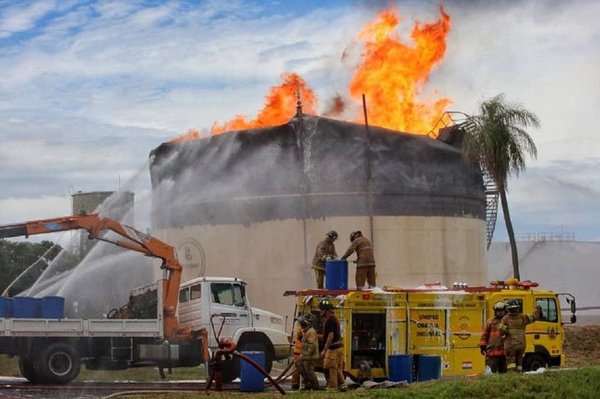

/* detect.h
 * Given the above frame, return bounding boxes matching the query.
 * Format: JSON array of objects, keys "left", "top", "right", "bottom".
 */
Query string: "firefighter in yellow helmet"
[
  {"left": 498, "top": 299, "right": 536, "bottom": 371},
  {"left": 341, "top": 231, "right": 376, "bottom": 289},
  {"left": 311, "top": 231, "right": 338, "bottom": 289},
  {"left": 480, "top": 301, "right": 508, "bottom": 373}
]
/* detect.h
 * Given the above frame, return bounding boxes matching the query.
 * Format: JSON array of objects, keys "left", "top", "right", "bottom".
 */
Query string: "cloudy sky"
[{"left": 0, "top": 0, "right": 599, "bottom": 242}]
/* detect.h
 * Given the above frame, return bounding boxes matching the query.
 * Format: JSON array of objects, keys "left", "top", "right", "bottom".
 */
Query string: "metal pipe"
[{"left": 362, "top": 94, "right": 374, "bottom": 248}]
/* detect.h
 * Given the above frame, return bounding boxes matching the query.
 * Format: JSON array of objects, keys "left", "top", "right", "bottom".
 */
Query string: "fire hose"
[
  {"left": 204, "top": 314, "right": 286, "bottom": 395},
  {"left": 204, "top": 338, "right": 285, "bottom": 395}
]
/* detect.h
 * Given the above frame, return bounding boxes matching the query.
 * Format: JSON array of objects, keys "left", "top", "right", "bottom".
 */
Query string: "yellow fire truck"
[{"left": 285, "top": 280, "right": 576, "bottom": 380}]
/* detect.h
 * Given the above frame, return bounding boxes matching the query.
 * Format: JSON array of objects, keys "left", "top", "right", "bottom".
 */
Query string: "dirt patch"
[{"left": 563, "top": 325, "right": 600, "bottom": 367}]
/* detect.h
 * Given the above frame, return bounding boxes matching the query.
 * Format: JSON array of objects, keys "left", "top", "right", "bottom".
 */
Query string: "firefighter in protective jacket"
[
  {"left": 480, "top": 301, "right": 508, "bottom": 373},
  {"left": 296, "top": 315, "right": 320, "bottom": 390},
  {"left": 312, "top": 231, "right": 338, "bottom": 289},
  {"left": 341, "top": 231, "right": 376, "bottom": 289},
  {"left": 498, "top": 300, "right": 536, "bottom": 371},
  {"left": 291, "top": 322, "right": 303, "bottom": 390}
]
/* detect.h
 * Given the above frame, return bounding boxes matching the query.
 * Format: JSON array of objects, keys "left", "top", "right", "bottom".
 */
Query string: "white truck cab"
[{"left": 177, "top": 277, "right": 289, "bottom": 382}]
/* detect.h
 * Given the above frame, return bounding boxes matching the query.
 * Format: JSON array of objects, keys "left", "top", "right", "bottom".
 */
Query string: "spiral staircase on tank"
[{"left": 427, "top": 112, "right": 499, "bottom": 250}]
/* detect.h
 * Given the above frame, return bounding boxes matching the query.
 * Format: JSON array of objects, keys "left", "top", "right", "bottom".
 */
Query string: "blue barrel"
[
  {"left": 41, "top": 296, "right": 65, "bottom": 319},
  {"left": 12, "top": 297, "right": 40, "bottom": 318},
  {"left": 0, "top": 297, "right": 12, "bottom": 318},
  {"left": 388, "top": 354, "right": 413, "bottom": 383},
  {"left": 325, "top": 260, "right": 348, "bottom": 290},
  {"left": 416, "top": 355, "right": 441, "bottom": 381},
  {"left": 241, "top": 351, "right": 265, "bottom": 392}
]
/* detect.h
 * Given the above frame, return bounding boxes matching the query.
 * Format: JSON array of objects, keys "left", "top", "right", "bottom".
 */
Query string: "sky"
[{"left": 0, "top": 0, "right": 599, "bottom": 242}]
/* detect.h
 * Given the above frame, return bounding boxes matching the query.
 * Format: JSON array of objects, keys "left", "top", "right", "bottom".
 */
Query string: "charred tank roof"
[{"left": 149, "top": 115, "right": 485, "bottom": 228}]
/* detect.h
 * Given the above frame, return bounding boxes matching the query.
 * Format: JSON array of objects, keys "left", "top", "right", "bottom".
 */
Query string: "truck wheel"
[
  {"left": 239, "top": 342, "right": 273, "bottom": 374},
  {"left": 523, "top": 353, "right": 546, "bottom": 371},
  {"left": 18, "top": 357, "right": 39, "bottom": 383},
  {"left": 35, "top": 342, "right": 81, "bottom": 384}
]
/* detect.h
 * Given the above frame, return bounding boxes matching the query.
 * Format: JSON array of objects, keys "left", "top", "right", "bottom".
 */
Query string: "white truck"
[{"left": 0, "top": 214, "right": 289, "bottom": 384}]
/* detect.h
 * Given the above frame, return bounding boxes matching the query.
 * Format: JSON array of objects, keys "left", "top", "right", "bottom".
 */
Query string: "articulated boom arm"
[{"left": 0, "top": 213, "right": 182, "bottom": 339}]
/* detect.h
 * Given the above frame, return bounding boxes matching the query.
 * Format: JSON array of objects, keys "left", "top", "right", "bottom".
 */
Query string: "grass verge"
[{"left": 112, "top": 367, "right": 600, "bottom": 399}]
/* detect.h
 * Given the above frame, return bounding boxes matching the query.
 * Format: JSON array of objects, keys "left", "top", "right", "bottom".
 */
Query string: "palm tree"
[{"left": 461, "top": 94, "right": 540, "bottom": 280}]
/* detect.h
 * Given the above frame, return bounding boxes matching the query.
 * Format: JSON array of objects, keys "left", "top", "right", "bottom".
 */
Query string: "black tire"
[
  {"left": 35, "top": 342, "right": 81, "bottom": 384},
  {"left": 523, "top": 353, "right": 546, "bottom": 371},
  {"left": 18, "top": 357, "right": 39, "bottom": 383}
]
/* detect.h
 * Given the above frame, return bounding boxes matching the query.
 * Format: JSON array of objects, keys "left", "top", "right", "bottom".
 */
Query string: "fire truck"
[
  {"left": 0, "top": 214, "right": 289, "bottom": 384},
  {"left": 285, "top": 280, "right": 576, "bottom": 380}
]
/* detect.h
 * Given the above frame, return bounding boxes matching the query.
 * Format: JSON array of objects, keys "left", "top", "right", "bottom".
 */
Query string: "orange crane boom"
[{"left": 0, "top": 213, "right": 182, "bottom": 339}]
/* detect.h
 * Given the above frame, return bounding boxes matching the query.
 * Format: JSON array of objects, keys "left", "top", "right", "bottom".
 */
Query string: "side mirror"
[{"left": 570, "top": 299, "right": 576, "bottom": 314}]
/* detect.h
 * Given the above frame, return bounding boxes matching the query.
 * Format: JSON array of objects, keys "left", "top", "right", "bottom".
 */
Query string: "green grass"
[
  {"left": 108, "top": 367, "right": 600, "bottom": 399},
  {"left": 3, "top": 355, "right": 600, "bottom": 399}
]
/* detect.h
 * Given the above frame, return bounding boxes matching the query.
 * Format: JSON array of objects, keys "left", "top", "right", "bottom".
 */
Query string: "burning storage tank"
[{"left": 149, "top": 114, "right": 486, "bottom": 319}]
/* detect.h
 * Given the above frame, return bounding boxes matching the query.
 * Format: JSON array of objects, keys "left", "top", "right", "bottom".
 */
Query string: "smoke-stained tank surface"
[{"left": 149, "top": 115, "right": 485, "bottom": 228}]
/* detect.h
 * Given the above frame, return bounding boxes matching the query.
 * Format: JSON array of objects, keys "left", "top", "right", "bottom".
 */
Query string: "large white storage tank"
[{"left": 148, "top": 115, "right": 487, "bottom": 319}]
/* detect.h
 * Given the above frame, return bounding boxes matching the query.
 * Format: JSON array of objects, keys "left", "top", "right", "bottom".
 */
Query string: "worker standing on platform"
[
  {"left": 311, "top": 231, "right": 338, "bottom": 289},
  {"left": 341, "top": 231, "right": 376, "bottom": 289}
]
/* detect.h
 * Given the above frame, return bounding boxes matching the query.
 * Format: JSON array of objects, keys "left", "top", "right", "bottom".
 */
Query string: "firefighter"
[
  {"left": 290, "top": 319, "right": 303, "bottom": 390},
  {"left": 312, "top": 230, "right": 338, "bottom": 289},
  {"left": 498, "top": 299, "right": 536, "bottom": 371},
  {"left": 296, "top": 315, "right": 320, "bottom": 390},
  {"left": 341, "top": 231, "right": 376, "bottom": 289},
  {"left": 480, "top": 301, "right": 508, "bottom": 373},
  {"left": 318, "top": 299, "right": 347, "bottom": 391}
]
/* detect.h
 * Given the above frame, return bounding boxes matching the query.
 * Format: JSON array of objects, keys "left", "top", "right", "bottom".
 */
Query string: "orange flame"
[
  {"left": 210, "top": 73, "right": 317, "bottom": 135},
  {"left": 169, "top": 128, "right": 201, "bottom": 144},
  {"left": 170, "top": 6, "right": 452, "bottom": 143},
  {"left": 349, "top": 5, "right": 451, "bottom": 134}
]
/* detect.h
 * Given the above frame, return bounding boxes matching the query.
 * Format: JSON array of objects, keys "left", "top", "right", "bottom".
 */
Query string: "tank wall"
[{"left": 155, "top": 215, "right": 486, "bottom": 321}]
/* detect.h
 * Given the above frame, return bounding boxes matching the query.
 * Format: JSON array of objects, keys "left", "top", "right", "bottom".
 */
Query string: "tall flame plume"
[
  {"left": 349, "top": 5, "right": 451, "bottom": 134},
  {"left": 169, "top": 5, "right": 451, "bottom": 143}
]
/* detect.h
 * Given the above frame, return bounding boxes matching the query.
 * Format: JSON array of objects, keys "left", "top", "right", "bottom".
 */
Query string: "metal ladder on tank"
[{"left": 427, "top": 112, "right": 499, "bottom": 249}]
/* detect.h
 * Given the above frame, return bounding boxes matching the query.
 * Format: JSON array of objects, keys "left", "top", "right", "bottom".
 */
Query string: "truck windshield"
[
  {"left": 535, "top": 298, "right": 558, "bottom": 322},
  {"left": 211, "top": 283, "right": 246, "bottom": 307}
]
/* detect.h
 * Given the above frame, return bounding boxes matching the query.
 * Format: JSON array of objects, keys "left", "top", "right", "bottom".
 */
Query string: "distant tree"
[
  {"left": 462, "top": 94, "right": 539, "bottom": 280},
  {"left": 0, "top": 240, "right": 63, "bottom": 295}
]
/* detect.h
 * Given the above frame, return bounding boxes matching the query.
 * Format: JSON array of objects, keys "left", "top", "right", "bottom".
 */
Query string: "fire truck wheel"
[
  {"left": 35, "top": 342, "right": 81, "bottom": 384},
  {"left": 523, "top": 353, "right": 547, "bottom": 371},
  {"left": 18, "top": 357, "right": 39, "bottom": 383}
]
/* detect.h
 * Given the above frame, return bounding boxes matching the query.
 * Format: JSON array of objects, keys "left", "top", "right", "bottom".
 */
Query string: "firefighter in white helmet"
[{"left": 480, "top": 301, "right": 508, "bottom": 373}]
